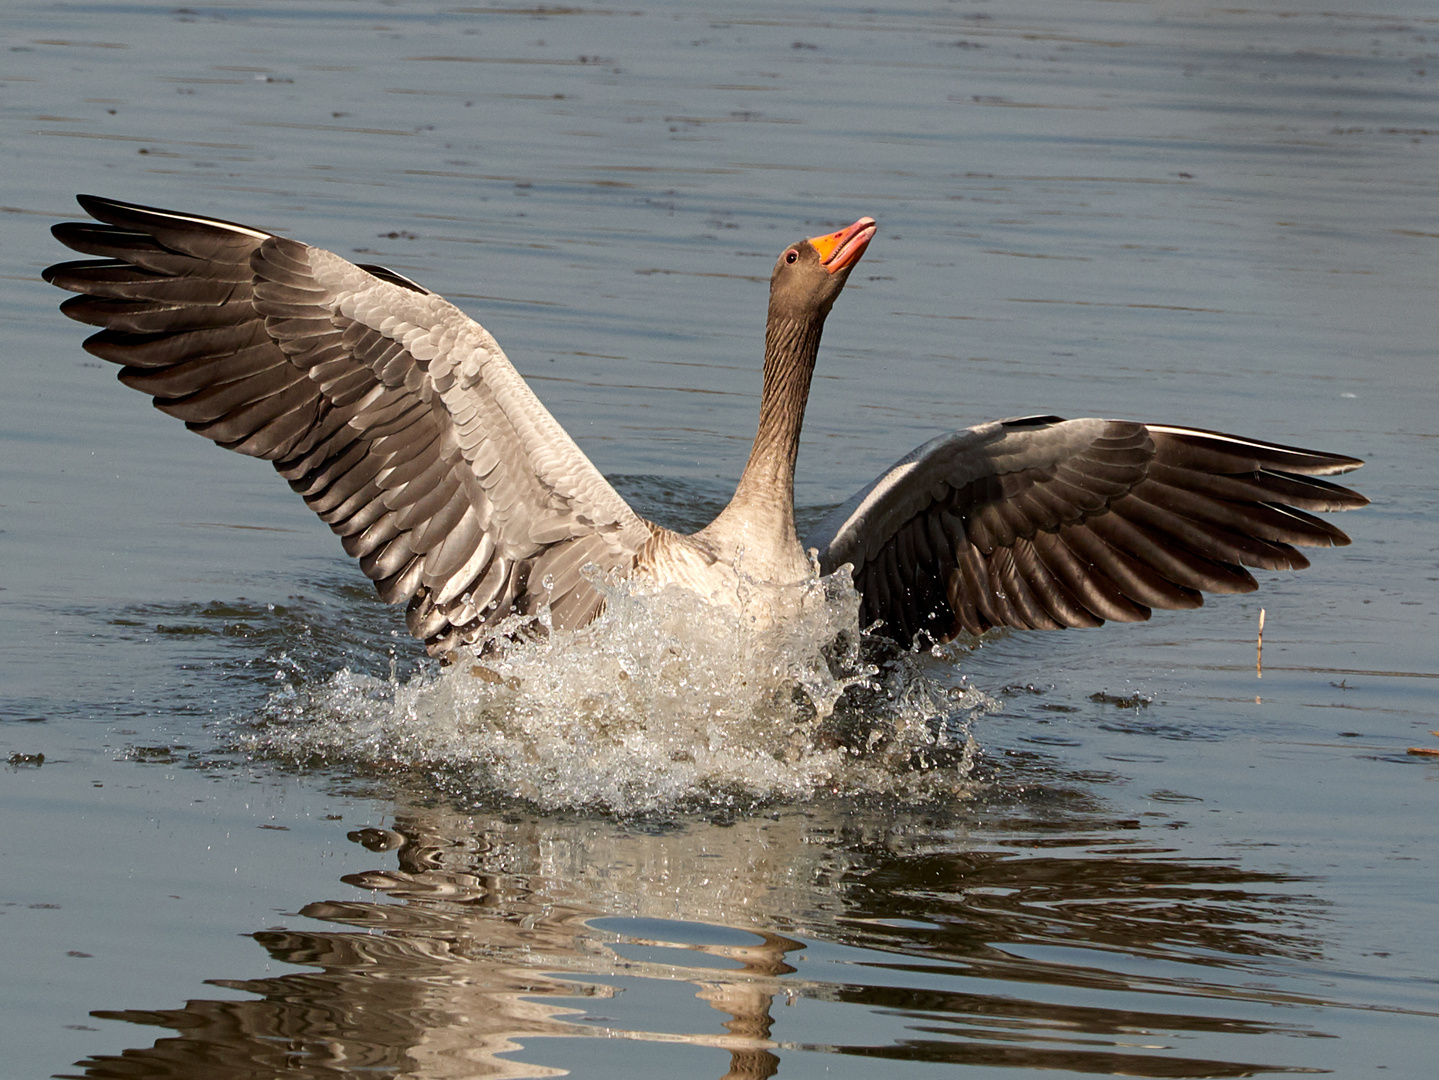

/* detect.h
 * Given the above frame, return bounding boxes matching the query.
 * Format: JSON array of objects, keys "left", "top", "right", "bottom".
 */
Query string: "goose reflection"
[{"left": 70, "top": 800, "right": 1338, "bottom": 1080}]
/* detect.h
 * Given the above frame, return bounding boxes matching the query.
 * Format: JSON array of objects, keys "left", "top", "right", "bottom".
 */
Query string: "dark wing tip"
[
  {"left": 1320, "top": 451, "right": 1365, "bottom": 475},
  {"left": 76, "top": 193, "right": 123, "bottom": 216},
  {"left": 355, "top": 263, "right": 434, "bottom": 296},
  {"left": 71, "top": 194, "right": 273, "bottom": 238}
]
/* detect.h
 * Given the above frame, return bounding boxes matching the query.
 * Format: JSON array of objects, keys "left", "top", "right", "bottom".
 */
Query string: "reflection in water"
[{"left": 71, "top": 801, "right": 1334, "bottom": 1079}]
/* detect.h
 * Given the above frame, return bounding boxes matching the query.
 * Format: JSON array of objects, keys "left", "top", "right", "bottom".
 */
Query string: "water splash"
[{"left": 240, "top": 568, "right": 996, "bottom": 813}]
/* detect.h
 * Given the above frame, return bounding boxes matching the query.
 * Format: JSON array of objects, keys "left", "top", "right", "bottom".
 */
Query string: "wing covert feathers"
[
  {"left": 45, "top": 196, "right": 648, "bottom": 655},
  {"left": 807, "top": 416, "right": 1366, "bottom": 644}
]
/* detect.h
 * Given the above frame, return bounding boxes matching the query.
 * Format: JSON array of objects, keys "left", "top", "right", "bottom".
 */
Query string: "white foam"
[{"left": 239, "top": 568, "right": 996, "bottom": 813}]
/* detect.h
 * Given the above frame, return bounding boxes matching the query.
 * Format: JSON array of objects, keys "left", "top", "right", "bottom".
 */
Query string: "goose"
[{"left": 44, "top": 196, "right": 1366, "bottom": 656}]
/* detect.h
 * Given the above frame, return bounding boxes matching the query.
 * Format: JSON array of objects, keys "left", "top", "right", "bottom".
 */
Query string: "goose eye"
[{"left": 784, "top": 249, "right": 798, "bottom": 264}]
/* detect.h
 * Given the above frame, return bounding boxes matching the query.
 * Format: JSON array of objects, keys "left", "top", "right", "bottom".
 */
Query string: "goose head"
[{"left": 768, "top": 216, "right": 877, "bottom": 324}]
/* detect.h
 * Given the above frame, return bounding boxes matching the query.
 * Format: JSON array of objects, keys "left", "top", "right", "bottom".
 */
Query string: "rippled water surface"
[{"left": 3, "top": 1, "right": 1437, "bottom": 1077}]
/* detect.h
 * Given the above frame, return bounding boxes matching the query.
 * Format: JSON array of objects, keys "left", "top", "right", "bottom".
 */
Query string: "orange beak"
[{"left": 808, "top": 216, "right": 877, "bottom": 274}]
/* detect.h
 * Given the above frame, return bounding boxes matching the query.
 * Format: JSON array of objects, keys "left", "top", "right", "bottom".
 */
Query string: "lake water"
[{"left": 3, "top": 1, "right": 1437, "bottom": 1077}]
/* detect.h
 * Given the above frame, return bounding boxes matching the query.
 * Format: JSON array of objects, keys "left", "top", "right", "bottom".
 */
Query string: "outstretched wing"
[
  {"left": 805, "top": 415, "right": 1367, "bottom": 644},
  {"left": 44, "top": 195, "right": 652, "bottom": 655}
]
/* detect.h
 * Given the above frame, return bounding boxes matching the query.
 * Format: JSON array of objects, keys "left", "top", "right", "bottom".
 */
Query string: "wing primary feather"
[
  {"left": 1085, "top": 509, "right": 1260, "bottom": 593},
  {"left": 1148, "top": 425, "right": 1364, "bottom": 477},
  {"left": 1114, "top": 491, "right": 1305, "bottom": 570},
  {"left": 1146, "top": 460, "right": 1366, "bottom": 514}
]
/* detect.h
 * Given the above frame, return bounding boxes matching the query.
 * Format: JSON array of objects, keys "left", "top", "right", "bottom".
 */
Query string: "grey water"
[{"left": 3, "top": 1, "right": 1437, "bottom": 1077}]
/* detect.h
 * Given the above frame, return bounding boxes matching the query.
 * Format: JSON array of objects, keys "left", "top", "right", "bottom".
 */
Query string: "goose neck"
[{"left": 698, "top": 312, "right": 825, "bottom": 574}]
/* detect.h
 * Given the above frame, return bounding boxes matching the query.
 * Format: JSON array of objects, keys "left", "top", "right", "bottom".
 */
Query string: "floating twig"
[{"left": 1407, "top": 731, "right": 1439, "bottom": 757}]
